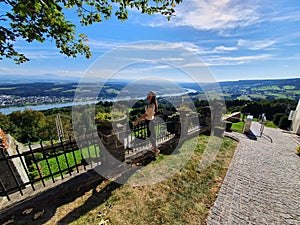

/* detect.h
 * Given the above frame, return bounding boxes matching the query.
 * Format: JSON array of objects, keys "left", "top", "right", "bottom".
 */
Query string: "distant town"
[
  {"left": 0, "top": 78, "right": 300, "bottom": 109},
  {"left": 0, "top": 95, "right": 72, "bottom": 107}
]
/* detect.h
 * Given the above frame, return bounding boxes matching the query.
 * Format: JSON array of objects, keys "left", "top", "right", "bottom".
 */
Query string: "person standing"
[{"left": 134, "top": 91, "right": 160, "bottom": 154}]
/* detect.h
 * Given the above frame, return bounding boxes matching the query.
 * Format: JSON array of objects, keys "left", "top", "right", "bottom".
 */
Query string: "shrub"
[
  {"left": 273, "top": 113, "right": 285, "bottom": 126},
  {"left": 278, "top": 116, "right": 291, "bottom": 130},
  {"left": 25, "top": 152, "right": 44, "bottom": 164},
  {"left": 296, "top": 146, "right": 300, "bottom": 155},
  {"left": 27, "top": 164, "right": 40, "bottom": 180},
  {"left": 95, "top": 111, "right": 125, "bottom": 122}
]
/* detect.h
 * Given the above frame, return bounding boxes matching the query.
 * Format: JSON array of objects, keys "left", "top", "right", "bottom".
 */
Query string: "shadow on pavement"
[
  {"left": 0, "top": 165, "right": 140, "bottom": 225},
  {"left": 245, "top": 130, "right": 258, "bottom": 140}
]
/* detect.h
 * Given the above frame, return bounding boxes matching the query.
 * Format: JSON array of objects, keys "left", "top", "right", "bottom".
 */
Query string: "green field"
[
  {"left": 251, "top": 85, "right": 281, "bottom": 91},
  {"left": 283, "top": 85, "right": 295, "bottom": 90}
]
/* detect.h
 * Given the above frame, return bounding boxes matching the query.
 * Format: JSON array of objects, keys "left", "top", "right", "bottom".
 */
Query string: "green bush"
[
  {"left": 296, "top": 146, "right": 300, "bottom": 155},
  {"left": 25, "top": 152, "right": 44, "bottom": 164},
  {"left": 296, "top": 145, "right": 300, "bottom": 155},
  {"left": 278, "top": 116, "right": 291, "bottom": 130},
  {"left": 27, "top": 164, "right": 40, "bottom": 180},
  {"left": 273, "top": 113, "right": 285, "bottom": 126}
]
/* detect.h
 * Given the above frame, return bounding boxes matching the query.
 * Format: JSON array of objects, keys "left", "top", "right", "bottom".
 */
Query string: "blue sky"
[{"left": 1, "top": 0, "right": 300, "bottom": 82}]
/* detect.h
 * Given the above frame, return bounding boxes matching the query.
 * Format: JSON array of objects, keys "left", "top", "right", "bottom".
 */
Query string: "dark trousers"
[{"left": 145, "top": 119, "right": 156, "bottom": 148}]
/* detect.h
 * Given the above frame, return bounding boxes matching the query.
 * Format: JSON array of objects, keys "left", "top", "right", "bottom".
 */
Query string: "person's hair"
[{"left": 150, "top": 96, "right": 158, "bottom": 113}]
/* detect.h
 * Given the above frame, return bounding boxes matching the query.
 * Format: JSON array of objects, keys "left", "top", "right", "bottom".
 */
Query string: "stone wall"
[{"left": 0, "top": 132, "right": 29, "bottom": 194}]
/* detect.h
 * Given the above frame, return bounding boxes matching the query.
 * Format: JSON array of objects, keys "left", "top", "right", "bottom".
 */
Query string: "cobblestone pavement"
[{"left": 207, "top": 122, "right": 300, "bottom": 225}]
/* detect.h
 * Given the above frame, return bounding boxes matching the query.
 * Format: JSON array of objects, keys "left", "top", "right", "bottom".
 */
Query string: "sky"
[{"left": 1, "top": 0, "right": 300, "bottom": 83}]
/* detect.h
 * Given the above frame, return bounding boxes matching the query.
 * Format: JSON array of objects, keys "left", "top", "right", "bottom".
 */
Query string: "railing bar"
[
  {"left": 28, "top": 141, "right": 45, "bottom": 187},
  {"left": 60, "top": 137, "right": 72, "bottom": 176},
  {"left": 0, "top": 149, "right": 33, "bottom": 160},
  {"left": 126, "top": 126, "right": 130, "bottom": 154},
  {"left": 15, "top": 145, "right": 35, "bottom": 191},
  {"left": 40, "top": 140, "right": 55, "bottom": 183},
  {"left": 78, "top": 135, "right": 86, "bottom": 171},
  {"left": 51, "top": 138, "right": 64, "bottom": 180},
  {"left": 92, "top": 132, "right": 100, "bottom": 166},
  {"left": 84, "top": 133, "right": 93, "bottom": 169},
  {"left": 38, "top": 165, "right": 80, "bottom": 181},
  {"left": 69, "top": 135, "right": 79, "bottom": 173},
  {"left": 3, "top": 178, "right": 40, "bottom": 193},
  {"left": 0, "top": 148, "right": 24, "bottom": 195},
  {"left": 0, "top": 177, "right": 10, "bottom": 201}
]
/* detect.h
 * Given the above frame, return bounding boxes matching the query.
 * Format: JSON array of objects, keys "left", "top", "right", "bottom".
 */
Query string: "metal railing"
[{"left": 0, "top": 113, "right": 202, "bottom": 201}]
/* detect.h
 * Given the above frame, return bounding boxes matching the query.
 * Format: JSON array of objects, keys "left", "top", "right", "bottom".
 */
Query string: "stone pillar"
[
  {"left": 178, "top": 109, "right": 190, "bottom": 138},
  {"left": 167, "top": 110, "right": 191, "bottom": 138},
  {"left": 243, "top": 115, "right": 253, "bottom": 134},
  {"left": 97, "top": 117, "right": 127, "bottom": 168}
]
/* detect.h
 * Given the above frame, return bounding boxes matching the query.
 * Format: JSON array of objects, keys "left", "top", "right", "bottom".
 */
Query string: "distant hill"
[
  {"left": 0, "top": 77, "right": 299, "bottom": 101},
  {"left": 0, "top": 74, "right": 79, "bottom": 84},
  {"left": 218, "top": 78, "right": 300, "bottom": 100},
  {"left": 180, "top": 78, "right": 300, "bottom": 101}
]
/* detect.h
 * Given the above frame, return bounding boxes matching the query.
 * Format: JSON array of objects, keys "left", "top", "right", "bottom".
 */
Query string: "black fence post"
[
  {"left": 40, "top": 139, "right": 55, "bottom": 183},
  {"left": 0, "top": 178, "right": 10, "bottom": 201},
  {"left": 28, "top": 141, "right": 46, "bottom": 187},
  {"left": 51, "top": 138, "right": 64, "bottom": 180},
  {"left": 84, "top": 133, "right": 93, "bottom": 169},
  {"left": 15, "top": 145, "right": 35, "bottom": 191},
  {"left": 60, "top": 137, "right": 72, "bottom": 176},
  {"left": 69, "top": 135, "right": 80, "bottom": 173}
]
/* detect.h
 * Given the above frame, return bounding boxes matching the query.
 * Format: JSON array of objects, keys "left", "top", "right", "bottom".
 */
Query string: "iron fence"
[{"left": 0, "top": 112, "right": 202, "bottom": 201}]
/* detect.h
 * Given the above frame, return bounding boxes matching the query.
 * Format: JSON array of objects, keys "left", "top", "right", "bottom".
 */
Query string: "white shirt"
[{"left": 145, "top": 103, "right": 155, "bottom": 120}]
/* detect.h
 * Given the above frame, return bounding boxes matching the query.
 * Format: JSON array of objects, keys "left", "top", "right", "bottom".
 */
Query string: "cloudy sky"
[{"left": 1, "top": 0, "right": 300, "bottom": 82}]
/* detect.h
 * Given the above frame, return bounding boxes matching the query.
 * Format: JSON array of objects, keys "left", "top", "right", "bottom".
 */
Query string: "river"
[
  {"left": 0, "top": 102, "right": 89, "bottom": 115},
  {"left": 0, "top": 88, "right": 198, "bottom": 115}
]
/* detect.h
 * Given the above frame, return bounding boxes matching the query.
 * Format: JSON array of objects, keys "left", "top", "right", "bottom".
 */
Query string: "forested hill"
[
  {"left": 180, "top": 78, "right": 300, "bottom": 100},
  {"left": 220, "top": 78, "right": 300, "bottom": 87},
  {"left": 0, "top": 77, "right": 299, "bottom": 102},
  {"left": 218, "top": 78, "right": 300, "bottom": 100}
]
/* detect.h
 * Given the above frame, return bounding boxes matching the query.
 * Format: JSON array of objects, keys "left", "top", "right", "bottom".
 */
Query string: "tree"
[
  {"left": 278, "top": 116, "right": 291, "bottom": 130},
  {"left": 1, "top": 0, "right": 182, "bottom": 64},
  {"left": 8, "top": 109, "right": 47, "bottom": 142},
  {"left": 0, "top": 112, "right": 14, "bottom": 133},
  {"left": 273, "top": 113, "right": 285, "bottom": 126},
  {"left": 42, "top": 113, "right": 73, "bottom": 140}
]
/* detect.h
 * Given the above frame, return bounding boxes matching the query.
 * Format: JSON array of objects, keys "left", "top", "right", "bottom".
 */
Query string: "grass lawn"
[
  {"left": 264, "top": 121, "right": 278, "bottom": 129},
  {"left": 230, "top": 120, "right": 277, "bottom": 133},
  {"left": 231, "top": 121, "right": 244, "bottom": 133},
  {"left": 47, "top": 135, "right": 238, "bottom": 225},
  {"left": 39, "top": 146, "right": 100, "bottom": 179}
]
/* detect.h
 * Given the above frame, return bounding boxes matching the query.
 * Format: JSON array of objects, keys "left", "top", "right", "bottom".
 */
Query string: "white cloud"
[
  {"left": 269, "top": 11, "right": 300, "bottom": 22},
  {"left": 205, "top": 54, "right": 273, "bottom": 65},
  {"left": 214, "top": 46, "right": 238, "bottom": 51},
  {"left": 88, "top": 39, "right": 127, "bottom": 52},
  {"left": 0, "top": 66, "right": 27, "bottom": 75},
  {"left": 160, "top": 57, "right": 185, "bottom": 61},
  {"left": 169, "top": 0, "right": 260, "bottom": 31},
  {"left": 180, "top": 62, "right": 208, "bottom": 68},
  {"left": 237, "top": 39, "right": 276, "bottom": 50},
  {"left": 121, "top": 41, "right": 205, "bottom": 54},
  {"left": 13, "top": 44, "right": 60, "bottom": 59}
]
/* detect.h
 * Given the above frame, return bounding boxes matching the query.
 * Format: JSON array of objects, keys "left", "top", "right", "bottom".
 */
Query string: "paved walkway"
[{"left": 207, "top": 122, "right": 300, "bottom": 225}]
